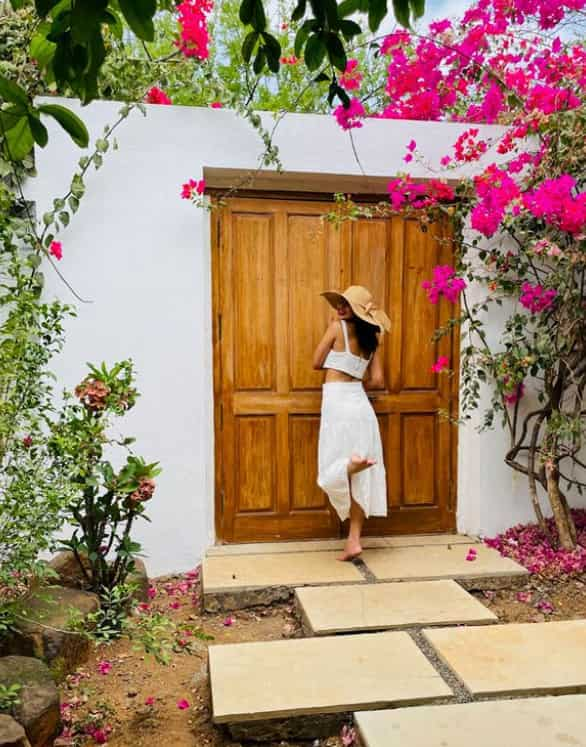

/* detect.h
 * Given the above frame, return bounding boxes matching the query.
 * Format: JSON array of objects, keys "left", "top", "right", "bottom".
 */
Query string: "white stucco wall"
[{"left": 27, "top": 98, "right": 585, "bottom": 575}]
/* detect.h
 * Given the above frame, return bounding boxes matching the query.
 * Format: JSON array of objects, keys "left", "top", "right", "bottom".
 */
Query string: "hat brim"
[{"left": 320, "top": 290, "right": 389, "bottom": 334}]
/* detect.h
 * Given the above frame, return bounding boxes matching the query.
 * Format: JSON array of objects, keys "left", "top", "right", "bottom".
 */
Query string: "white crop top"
[{"left": 322, "top": 320, "right": 371, "bottom": 380}]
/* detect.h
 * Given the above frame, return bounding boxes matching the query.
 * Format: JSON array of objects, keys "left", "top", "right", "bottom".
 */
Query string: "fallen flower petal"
[{"left": 177, "top": 699, "right": 190, "bottom": 710}]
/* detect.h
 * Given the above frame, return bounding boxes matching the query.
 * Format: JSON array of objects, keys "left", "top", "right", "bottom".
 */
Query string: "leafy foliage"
[{"left": 50, "top": 361, "right": 161, "bottom": 596}]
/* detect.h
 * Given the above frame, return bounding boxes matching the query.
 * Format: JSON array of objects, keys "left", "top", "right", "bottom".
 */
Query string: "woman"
[{"left": 313, "top": 285, "right": 390, "bottom": 561}]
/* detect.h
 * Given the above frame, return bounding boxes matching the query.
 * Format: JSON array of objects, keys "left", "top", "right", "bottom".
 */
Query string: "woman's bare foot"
[
  {"left": 347, "top": 454, "right": 376, "bottom": 475},
  {"left": 338, "top": 538, "right": 363, "bottom": 561}
]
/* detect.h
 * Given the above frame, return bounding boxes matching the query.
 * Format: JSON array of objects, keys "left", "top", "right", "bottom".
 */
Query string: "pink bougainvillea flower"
[
  {"left": 145, "top": 86, "right": 172, "bottom": 105},
  {"left": 465, "top": 550, "right": 477, "bottom": 562},
  {"left": 169, "top": 600, "right": 181, "bottom": 610},
  {"left": 280, "top": 55, "right": 299, "bottom": 64},
  {"left": 516, "top": 591, "right": 532, "bottom": 603},
  {"left": 145, "top": 696, "right": 156, "bottom": 706},
  {"left": 422, "top": 265, "right": 466, "bottom": 304},
  {"left": 341, "top": 724, "right": 357, "bottom": 746},
  {"left": 49, "top": 241, "right": 63, "bottom": 260},
  {"left": 223, "top": 615, "right": 235, "bottom": 626},
  {"left": 176, "top": 0, "right": 213, "bottom": 59},
  {"left": 536, "top": 599, "right": 554, "bottom": 614},
  {"left": 22, "top": 435, "right": 33, "bottom": 448},
  {"left": 181, "top": 178, "right": 206, "bottom": 199},
  {"left": 483, "top": 590, "right": 496, "bottom": 601},
  {"left": 431, "top": 356, "right": 449, "bottom": 373},
  {"left": 339, "top": 59, "right": 363, "bottom": 91},
  {"left": 209, "top": 101, "right": 223, "bottom": 108},
  {"left": 177, "top": 699, "right": 190, "bottom": 710},
  {"left": 519, "top": 282, "right": 558, "bottom": 314},
  {"left": 97, "top": 660, "right": 112, "bottom": 675},
  {"left": 504, "top": 382, "right": 525, "bottom": 405},
  {"left": 147, "top": 586, "right": 157, "bottom": 599},
  {"left": 333, "top": 98, "right": 366, "bottom": 130}
]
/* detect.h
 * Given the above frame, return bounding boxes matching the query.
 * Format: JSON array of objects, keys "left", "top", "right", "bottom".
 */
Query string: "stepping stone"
[
  {"left": 355, "top": 695, "right": 586, "bottom": 747},
  {"left": 202, "top": 551, "right": 364, "bottom": 611},
  {"left": 296, "top": 580, "right": 497, "bottom": 635},
  {"left": 206, "top": 534, "right": 476, "bottom": 557},
  {"left": 361, "top": 543, "right": 527, "bottom": 587},
  {"left": 209, "top": 632, "right": 452, "bottom": 740},
  {"left": 424, "top": 620, "right": 586, "bottom": 696}
]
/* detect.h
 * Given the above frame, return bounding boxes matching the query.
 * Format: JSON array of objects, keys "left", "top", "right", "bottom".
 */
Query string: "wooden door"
[{"left": 213, "top": 197, "right": 458, "bottom": 542}]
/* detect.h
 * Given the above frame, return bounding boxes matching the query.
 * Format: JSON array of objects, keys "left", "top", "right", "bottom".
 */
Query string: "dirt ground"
[{"left": 57, "top": 571, "right": 586, "bottom": 747}]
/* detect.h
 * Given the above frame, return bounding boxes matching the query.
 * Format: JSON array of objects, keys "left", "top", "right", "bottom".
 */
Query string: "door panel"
[{"left": 214, "top": 197, "right": 458, "bottom": 542}]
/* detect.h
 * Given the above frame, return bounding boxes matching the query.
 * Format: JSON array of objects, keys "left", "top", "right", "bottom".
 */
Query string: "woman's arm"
[
  {"left": 312, "top": 321, "right": 338, "bottom": 370},
  {"left": 364, "top": 347, "right": 384, "bottom": 389}
]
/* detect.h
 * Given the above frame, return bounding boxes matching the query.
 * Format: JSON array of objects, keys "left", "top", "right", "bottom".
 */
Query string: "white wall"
[{"left": 28, "top": 99, "right": 582, "bottom": 574}]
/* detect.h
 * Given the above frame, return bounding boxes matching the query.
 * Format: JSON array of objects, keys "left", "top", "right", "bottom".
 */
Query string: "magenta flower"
[
  {"left": 145, "top": 87, "right": 172, "bottom": 105},
  {"left": 177, "top": 699, "right": 190, "bottom": 710},
  {"left": 431, "top": 356, "right": 449, "bottom": 373},
  {"left": 333, "top": 98, "right": 366, "bottom": 130},
  {"left": 519, "top": 282, "right": 558, "bottom": 314},
  {"left": 49, "top": 240, "right": 63, "bottom": 260},
  {"left": 97, "top": 660, "right": 112, "bottom": 675},
  {"left": 145, "top": 696, "right": 155, "bottom": 706},
  {"left": 22, "top": 435, "right": 33, "bottom": 448},
  {"left": 181, "top": 178, "right": 206, "bottom": 200},
  {"left": 422, "top": 265, "right": 466, "bottom": 304},
  {"left": 223, "top": 615, "right": 235, "bottom": 627}
]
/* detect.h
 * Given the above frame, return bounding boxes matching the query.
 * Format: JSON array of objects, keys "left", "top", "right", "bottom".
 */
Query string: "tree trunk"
[{"left": 546, "top": 464, "right": 577, "bottom": 550}]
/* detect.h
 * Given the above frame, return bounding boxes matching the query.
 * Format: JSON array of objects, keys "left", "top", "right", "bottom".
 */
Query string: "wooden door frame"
[{"left": 209, "top": 169, "right": 460, "bottom": 543}]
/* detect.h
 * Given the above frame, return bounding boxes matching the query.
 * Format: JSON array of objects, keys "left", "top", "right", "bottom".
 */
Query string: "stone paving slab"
[
  {"left": 206, "top": 534, "right": 476, "bottom": 556},
  {"left": 202, "top": 551, "right": 364, "bottom": 594},
  {"left": 209, "top": 632, "right": 452, "bottom": 726},
  {"left": 296, "top": 580, "right": 497, "bottom": 635},
  {"left": 355, "top": 695, "right": 586, "bottom": 747},
  {"left": 423, "top": 620, "right": 586, "bottom": 697},
  {"left": 361, "top": 544, "right": 527, "bottom": 585}
]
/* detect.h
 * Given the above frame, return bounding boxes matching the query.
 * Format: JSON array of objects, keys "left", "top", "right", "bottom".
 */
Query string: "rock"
[
  {"left": 48, "top": 551, "right": 91, "bottom": 589},
  {"left": 0, "top": 714, "right": 31, "bottom": 747},
  {"left": 0, "top": 587, "right": 99, "bottom": 679},
  {"left": 48, "top": 552, "right": 149, "bottom": 603},
  {"left": 127, "top": 559, "right": 150, "bottom": 604},
  {"left": 0, "top": 657, "right": 60, "bottom": 747}
]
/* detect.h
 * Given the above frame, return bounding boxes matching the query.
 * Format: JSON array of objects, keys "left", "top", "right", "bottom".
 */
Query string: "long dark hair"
[{"left": 353, "top": 316, "right": 379, "bottom": 356}]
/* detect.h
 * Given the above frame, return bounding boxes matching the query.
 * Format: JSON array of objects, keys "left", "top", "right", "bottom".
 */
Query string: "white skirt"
[{"left": 317, "top": 381, "right": 388, "bottom": 522}]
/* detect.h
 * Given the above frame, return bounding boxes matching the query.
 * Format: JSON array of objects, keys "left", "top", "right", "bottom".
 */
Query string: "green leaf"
[
  {"left": 304, "top": 33, "right": 327, "bottom": 70},
  {"left": 3, "top": 117, "right": 34, "bottom": 161},
  {"left": 324, "top": 0, "right": 339, "bottom": 29},
  {"left": 392, "top": 0, "right": 410, "bottom": 27},
  {"left": 68, "top": 195, "right": 80, "bottom": 213},
  {"left": 250, "top": 0, "right": 267, "bottom": 30},
  {"left": 253, "top": 47, "right": 266, "bottom": 74},
  {"left": 339, "top": 19, "right": 362, "bottom": 37},
  {"left": 30, "top": 31, "right": 57, "bottom": 70},
  {"left": 239, "top": 0, "right": 255, "bottom": 23},
  {"left": 291, "top": 0, "right": 307, "bottom": 21},
  {"left": 38, "top": 104, "right": 89, "bottom": 148},
  {"left": 369, "top": 0, "right": 388, "bottom": 31},
  {"left": 42, "top": 212, "right": 54, "bottom": 226},
  {"left": 339, "top": 0, "right": 362, "bottom": 15},
  {"left": 118, "top": 0, "right": 156, "bottom": 41},
  {"left": 261, "top": 31, "right": 281, "bottom": 63},
  {"left": 314, "top": 71, "right": 330, "bottom": 82},
  {"left": 0, "top": 74, "right": 29, "bottom": 107},
  {"left": 294, "top": 19, "right": 319, "bottom": 57},
  {"left": 59, "top": 211, "right": 70, "bottom": 227},
  {"left": 28, "top": 114, "right": 49, "bottom": 148},
  {"left": 242, "top": 31, "right": 259, "bottom": 61},
  {"left": 34, "top": 0, "right": 60, "bottom": 15},
  {"left": 409, "top": 0, "right": 424, "bottom": 18},
  {"left": 326, "top": 32, "right": 347, "bottom": 71}
]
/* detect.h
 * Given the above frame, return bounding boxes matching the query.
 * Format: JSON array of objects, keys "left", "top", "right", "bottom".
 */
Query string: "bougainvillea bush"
[
  {"left": 316, "top": 0, "right": 586, "bottom": 550},
  {"left": 49, "top": 361, "right": 160, "bottom": 597}
]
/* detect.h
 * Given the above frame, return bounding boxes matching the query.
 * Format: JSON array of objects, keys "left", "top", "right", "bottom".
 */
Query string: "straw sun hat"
[{"left": 321, "top": 285, "right": 391, "bottom": 333}]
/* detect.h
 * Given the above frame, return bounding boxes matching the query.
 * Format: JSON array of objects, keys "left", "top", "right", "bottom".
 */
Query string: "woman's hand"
[{"left": 312, "top": 321, "right": 338, "bottom": 370}]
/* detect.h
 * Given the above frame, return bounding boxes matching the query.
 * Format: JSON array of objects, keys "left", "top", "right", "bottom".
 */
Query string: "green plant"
[
  {"left": 0, "top": 683, "right": 22, "bottom": 713},
  {"left": 50, "top": 361, "right": 161, "bottom": 596}
]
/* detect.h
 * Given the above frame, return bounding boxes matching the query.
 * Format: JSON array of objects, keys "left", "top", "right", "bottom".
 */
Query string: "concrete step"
[
  {"left": 361, "top": 543, "right": 527, "bottom": 589},
  {"left": 355, "top": 695, "right": 586, "bottom": 747},
  {"left": 424, "top": 619, "right": 586, "bottom": 697},
  {"left": 202, "top": 550, "right": 364, "bottom": 612},
  {"left": 296, "top": 580, "right": 497, "bottom": 635},
  {"left": 206, "top": 533, "right": 477, "bottom": 556},
  {"left": 209, "top": 631, "right": 452, "bottom": 741},
  {"left": 203, "top": 538, "right": 527, "bottom": 611}
]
